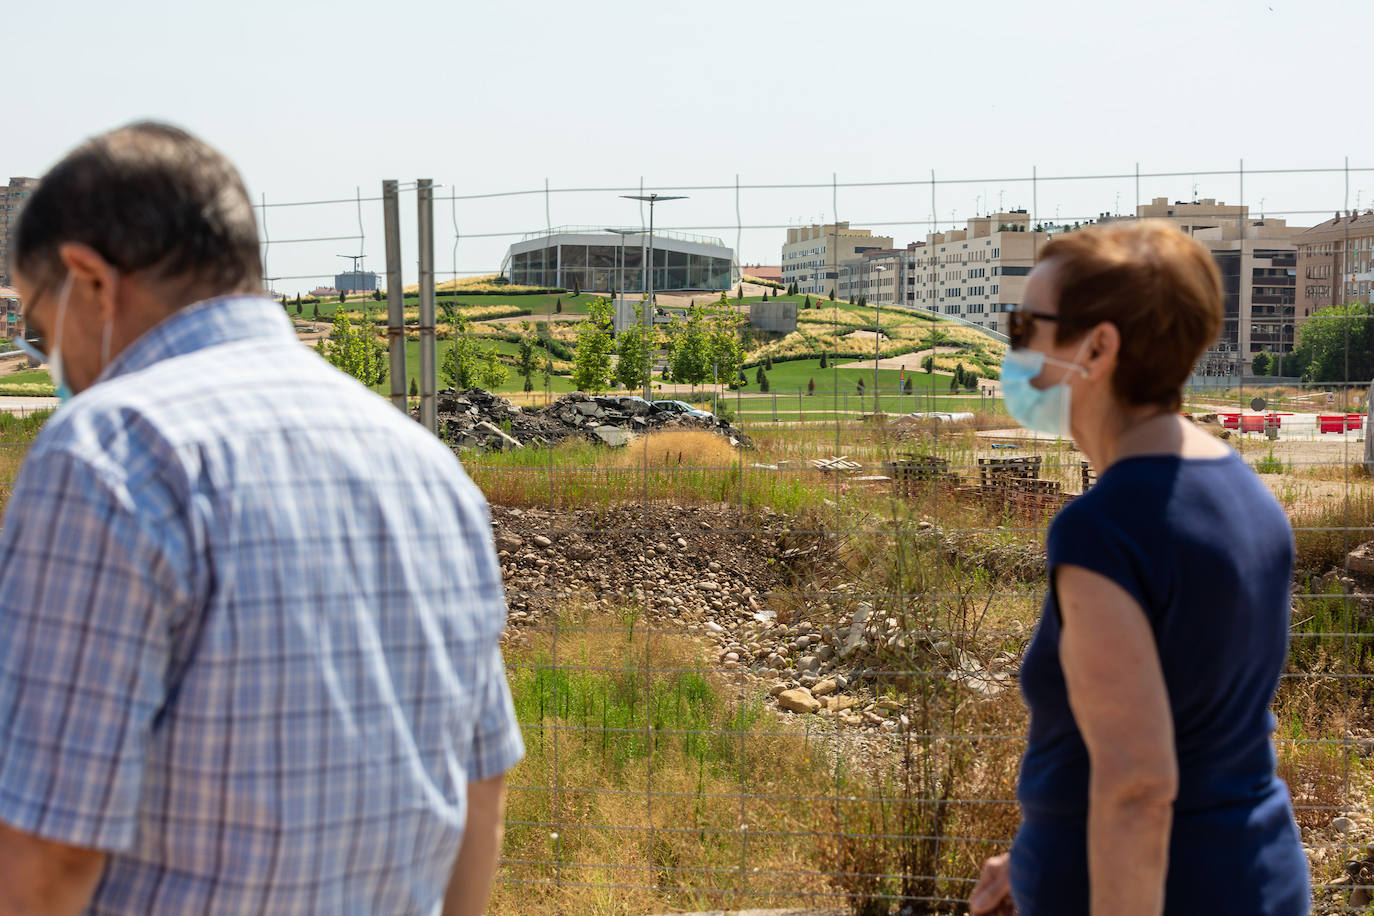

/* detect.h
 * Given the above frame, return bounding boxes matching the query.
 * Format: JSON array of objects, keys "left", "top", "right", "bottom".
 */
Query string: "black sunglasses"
[{"left": 1007, "top": 307, "right": 1059, "bottom": 349}]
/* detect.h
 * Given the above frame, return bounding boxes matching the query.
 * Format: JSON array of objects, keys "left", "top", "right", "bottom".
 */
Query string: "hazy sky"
[{"left": 8, "top": 0, "right": 1372, "bottom": 292}]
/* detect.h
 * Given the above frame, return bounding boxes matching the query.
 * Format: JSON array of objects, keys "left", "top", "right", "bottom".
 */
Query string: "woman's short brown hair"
[{"left": 1039, "top": 220, "right": 1222, "bottom": 412}]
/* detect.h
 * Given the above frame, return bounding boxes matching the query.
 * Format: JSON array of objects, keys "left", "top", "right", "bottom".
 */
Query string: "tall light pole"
[
  {"left": 873, "top": 265, "right": 887, "bottom": 407},
  {"left": 621, "top": 194, "right": 686, "bottom": 400}
]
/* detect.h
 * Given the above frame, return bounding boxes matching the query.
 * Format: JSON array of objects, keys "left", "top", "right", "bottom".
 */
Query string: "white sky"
[{"left": 8, "top": 0, "right": 1372, "bottom": 293}]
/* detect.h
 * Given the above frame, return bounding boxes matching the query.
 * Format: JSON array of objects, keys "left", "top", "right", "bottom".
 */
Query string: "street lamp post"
[
  {"left": 873, "top": 265, "right": 888, "bottom": 410},
  {"left": 622, "top": 194, "right": 687, "bottom": 400}
]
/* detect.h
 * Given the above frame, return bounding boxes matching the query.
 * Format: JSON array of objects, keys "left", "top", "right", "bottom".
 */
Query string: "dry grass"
[
  {"left": 611, "top": 429, "right": 739, "bottom": 470},
  {"left": 493, "top": 609, "right": 846, "bottom": 915}
]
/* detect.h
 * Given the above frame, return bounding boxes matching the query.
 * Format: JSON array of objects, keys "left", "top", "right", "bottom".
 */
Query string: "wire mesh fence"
[{"left": 1, "top": 161, "right": 1372, "bottom": 913}]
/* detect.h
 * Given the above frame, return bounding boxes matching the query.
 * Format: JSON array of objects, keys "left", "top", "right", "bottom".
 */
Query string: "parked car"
[{"left": 652, "top": 399, "right": 713, "bottom": 419}]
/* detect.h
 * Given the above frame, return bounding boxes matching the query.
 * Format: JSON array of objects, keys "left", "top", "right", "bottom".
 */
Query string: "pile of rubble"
[
  {"left": 433, "top": 389, "right": 751, "bottom": 451},
  {"left": 492, "top": 504, "right": 1025, "bottom": 733}
]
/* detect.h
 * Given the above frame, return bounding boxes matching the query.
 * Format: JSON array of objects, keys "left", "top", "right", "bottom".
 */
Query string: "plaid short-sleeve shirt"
[{"left": 0, "top": 296, "right": 523, "bottom": 913}]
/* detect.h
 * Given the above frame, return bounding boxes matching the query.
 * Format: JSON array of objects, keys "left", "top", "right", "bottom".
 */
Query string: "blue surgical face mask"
[
  {"left": 48, "top": 275, "right": 76, "bottom": 402},
  {"left": 999, "top": 339, "right": 1091, "bottom": 437}
]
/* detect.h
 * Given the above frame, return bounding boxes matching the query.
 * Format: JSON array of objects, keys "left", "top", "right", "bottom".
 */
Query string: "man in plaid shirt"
[{"left": 0, "top": 122, "right": 523, "bottom": 914}]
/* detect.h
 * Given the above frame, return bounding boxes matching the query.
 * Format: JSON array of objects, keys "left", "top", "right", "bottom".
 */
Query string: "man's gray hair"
[{"left": 14, "top": 121, "right": 262, "bottom": 293}]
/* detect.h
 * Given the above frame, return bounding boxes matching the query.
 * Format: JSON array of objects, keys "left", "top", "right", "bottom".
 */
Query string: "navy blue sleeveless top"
[{"left": 1012, "top": 453, "right": 1309, "bottom": 915}]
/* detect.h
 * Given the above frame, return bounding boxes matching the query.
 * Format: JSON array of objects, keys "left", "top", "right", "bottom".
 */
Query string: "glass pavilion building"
[{"left": 503, "top": 227, "right": 734, "bottom": 293}]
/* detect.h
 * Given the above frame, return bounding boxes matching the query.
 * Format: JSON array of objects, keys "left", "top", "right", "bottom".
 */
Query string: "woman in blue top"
[{"left": 968, "top": 221, "right": 1308, "bottom": 916}]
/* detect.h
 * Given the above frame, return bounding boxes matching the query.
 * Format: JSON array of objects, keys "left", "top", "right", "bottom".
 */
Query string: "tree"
[
  {"left": 296, "top": 302, "right": 303, "bottom": 316},
  {"left": 439, "top": 299, "right": 459, "bottom": 338},
  {"left": 758, "top": 369, "right": 770, "bottom": 393},
  {"left": 614, "top": 303, "right": 653, "bottom": 392},
  {"left": 571, "top": 279, "right": 581, "bottom": 298},
  {"left": 340, "top": 290, "right": 348, "bottom": 304},
  {"left": 409, "top": 377, "right": 418, "bottom": 398},
  {"left": 294, "top": 293, "right": 301, "bottom": 307},
  {"left": 316, "top": 310, "right": 388, "bottom": 388},
  {"left": 555, "top": 297, "right": 563, "bottom": 314},
  {"left": 1289, "top": 303, "right": 1374, "bottom": 382},
  {"left": 856, "top": 377, "right": 865, "bottom": 395},
  {"left": 804, "top": 295, "right": 812, "bottom": 310},
  {"left": 819, "top": 351, "right": 828, "bottom": 369},
  {"left": 1251, "top": 351, "right": 1273, "bottom": 377},
  {"left": 755, "top": 365, "right": 766, "bottom": 386},
  {"left": 764, "top": 353, "right": 774, "bottom": 370},
  {"left": 517, "top": 332, "right": 539, "bottom": 393},
  {"left": 311, "top": 303, "right": 319, "bottom": 321},
  {"left": 829, "top": 287, "right": 836, "bottom": 301},
  {"left": 571, "top": 297, "right": 615, "bottom": 392},
  {"left": 705, "top": 299, "right": 746, "bottom": 390},
  {"left": 443, "top": 311, "right": 509, "bottom": 390},
  {"left": 954, "top": 363, "right": 966, "bottom": 387},
  {"left": 807, "top": 377, "right": 815, "bottom": 396},
  {"left": 372, "top": 289, "right": 382, "bottom": 301},
  {"left": 949, "top": 374, "right": 959, "bottom": 392},
  {"left": 922, "top": 354, "right": 935, "bottom": 374},
  {"left": 667, "top": 304, "right": 711, "bottom": 388}
]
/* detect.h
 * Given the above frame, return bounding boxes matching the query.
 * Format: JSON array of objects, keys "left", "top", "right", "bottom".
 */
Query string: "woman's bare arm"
[{"left": 1057, "top": 563, "right": 1178, "bottom": 916}]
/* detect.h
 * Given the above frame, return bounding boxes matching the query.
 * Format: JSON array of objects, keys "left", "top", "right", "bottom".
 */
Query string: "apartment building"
[
  {"left": 781, "top": 222, "right": 892, "bottom": 297},
  {"left": 1293, "top": 211, "right": 1374, "bottom": 320},
  {"left": 0, "top": 177, "right": 40, "bottom": 287},
  {"left": 1190, "top": 220, "right": 1301, "bottom": 375},
  {"left": 837, "top": 246, "right": 909, "bottom": 303}
]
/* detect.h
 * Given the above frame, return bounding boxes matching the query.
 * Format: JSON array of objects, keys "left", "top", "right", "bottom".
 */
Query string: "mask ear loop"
[{"left": 51, "top": 273, "right": 75, "bottom": 362}]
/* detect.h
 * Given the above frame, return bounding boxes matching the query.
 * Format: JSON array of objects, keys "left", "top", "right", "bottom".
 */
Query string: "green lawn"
[{"left": 728, "top": 357, "right": 971, "bottom": 397}]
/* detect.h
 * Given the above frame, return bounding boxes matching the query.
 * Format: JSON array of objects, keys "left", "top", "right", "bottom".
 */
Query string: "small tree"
[
  {"left": 517, "top": 332, "right": 539, "bottom": 393},
  {"left": 755, "top": 365, "right": 766, "bottom": 386},
  {"left": 294, "top": 293, "right": 301, "bottom": 307},
  {"left": 571, "top": 279, "right": 581, "bottom": 298},
  {"left": 571, "top": 297, "right": 615, "bottom": 393},
  {"left": 295, "top": 302, "right": 303, "bottom": 316},
  {"left": 340, "top": 290, "right": 348, "bottom": 304},
  {"left": 443, "top": 311, "right": 509, "bottom": 390},
  {"left": 820, "top": 351, "right": 828, "bottom": 369},
  {"left": 372, "top": 289, "right": 382, "bottom": 301},
  {"left": 409, "top": 377, "right": 418, "bottom": 398},
  {"left": 922, "top": 354, "right": 934, "bottom": 374},
  {"left": 764, "top": 353, "right": 774, "bottom": 370},
  {"left": 614, "top": 303, "right": 653, "bottom": 392},
  {"left": 949, "top": 374, "right": 959, "bottom": 392},
  {"left": 804, "top": 295, "right": 812, "bottom": 310},
  {"left": 1251, "top": 351, "right": 1273, "bottom": 376},
  {"left": 312, "top": 303, "right": 320, "bottom": 321},
  {"left": 316, "top": 310, "right": 388, "bottom": 388},
  {"left": 759, "top": 369, "right": 770, "bottom": 393},
  {"left": 829, "top": 287, "right": 836, "bottom": 301},
  {"left": 807, "top": 377, "right": 815, "bottom": 396},
  {"left": 856, "top": 377, "right": 865, "bottom": 395},
  {"left": 555, "top": 297, "right": 563, "bottom": 314}
]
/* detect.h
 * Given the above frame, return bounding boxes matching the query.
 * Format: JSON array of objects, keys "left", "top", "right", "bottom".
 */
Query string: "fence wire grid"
[{"left": 3, "top": 161, "right": 1374, "bottom": 915}]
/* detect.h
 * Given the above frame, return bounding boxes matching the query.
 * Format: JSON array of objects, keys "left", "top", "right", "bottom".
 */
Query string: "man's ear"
[
  {"left": 57, "top": 243, "right": 120, "bottom": 322},
  {"left": 1086, "top": 321, "right": 1120, "bottom": 381}
]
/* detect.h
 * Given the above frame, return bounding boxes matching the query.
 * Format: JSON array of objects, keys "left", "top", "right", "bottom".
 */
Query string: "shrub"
[{"left": 807, "top": 378, "right": 815, "bottom": 396}]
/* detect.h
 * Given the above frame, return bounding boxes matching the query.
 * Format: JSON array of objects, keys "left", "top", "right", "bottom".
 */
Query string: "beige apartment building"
[
  {"left": 781, "top": 222, "right": 893, "bottom": 298},
  {"left": 0, "top": 177, "right": 40, "bottom": 287},
  {"left": 1102, "top": 199, "right": 1302, "bottom": 376},
  {"left": 1293, "top": 211, "right": 1374, "bottom": 320}
]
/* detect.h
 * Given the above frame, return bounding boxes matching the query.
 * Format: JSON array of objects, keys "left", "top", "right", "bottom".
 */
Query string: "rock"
[
  {"left": 532, "top": 535, "right": 553, "bottom": 548},
  {"left": 593, "top": 425, "right": 632, "bottom": 448},
  {"left": 768, "top": 682, "right": 788, "bottom": 696},
  {"left": 828, "top": 695, "right": 860, "bottom": 712},
  {"left": 812, "top": 679, "right": 837, "bottom": 697},
  {"left": 1347, "top": 542, "right": 1374, "bottom": 577},
  {"left": 1334, "top": 816, "right": 1354, "bottom": 834},
  {"left": 798, "top": 655, "right": 819, "bottom": 671},
  {"left": 777, "top": 688, "right": 821, "bottom": 714},
  {"left": 566, "top": 544, "right": 596, "bottom": 561},
  {"left": 705, "top": 621, "right": 724, "bottom": 634},
  {"left": 495, "top": 533, "right": 524, "bottom": 553}
]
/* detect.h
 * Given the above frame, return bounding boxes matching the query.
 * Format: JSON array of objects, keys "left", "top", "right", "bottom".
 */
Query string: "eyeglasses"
[
  {"left": 1006, "top": 307, "right": 1059, "bottom": 349},
  {"left": 12, "top": 283, "right": 52, "bottom": 362}
]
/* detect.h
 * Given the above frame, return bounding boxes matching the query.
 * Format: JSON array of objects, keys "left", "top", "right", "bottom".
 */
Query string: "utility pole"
[
  {"left": 382, "top": 180, "right": 406, "bottom": 413},
  {"left": 621, "top": 193, "right": 686, "bottom": 400}
]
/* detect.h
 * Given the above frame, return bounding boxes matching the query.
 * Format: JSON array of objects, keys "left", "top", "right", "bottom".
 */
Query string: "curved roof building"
[{"left": 503, "top": 226, "right": 734, "bottom": 293}]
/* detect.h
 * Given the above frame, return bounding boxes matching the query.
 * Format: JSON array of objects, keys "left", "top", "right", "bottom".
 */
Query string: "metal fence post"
[
  {"left": 417, "top": 178, "right": 437, "bottom": 436},
  {"left": 383, "top": 180, "right": 406, "bottom": 414}
]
